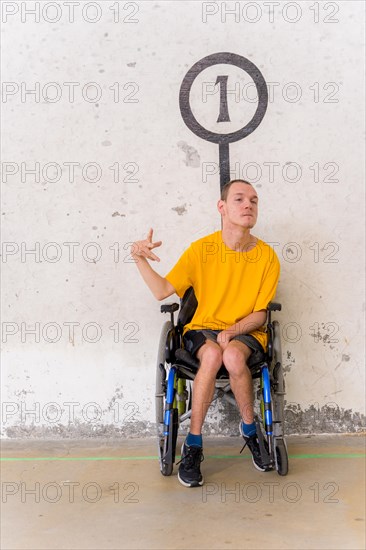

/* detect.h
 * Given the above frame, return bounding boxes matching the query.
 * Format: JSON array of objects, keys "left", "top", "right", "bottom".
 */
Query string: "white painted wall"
[{"left": 1, "top": 0, "right": 365, "bottom": 436}]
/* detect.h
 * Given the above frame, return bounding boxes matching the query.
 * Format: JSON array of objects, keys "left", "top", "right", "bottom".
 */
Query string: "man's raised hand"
[{"left": 131, "top": 228, "right": 162, "bottom": 262}]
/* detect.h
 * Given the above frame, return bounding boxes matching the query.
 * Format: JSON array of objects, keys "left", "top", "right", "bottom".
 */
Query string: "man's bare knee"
[
  {"left": 197, "top": 341, "right": 223, "bottom": 372},
  {"left": 223, "top": 341, "right": 251, "bottom": 378}
]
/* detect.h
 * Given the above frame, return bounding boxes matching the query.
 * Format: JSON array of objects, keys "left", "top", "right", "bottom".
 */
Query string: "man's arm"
[{"left": 131, "top": 228, "right": 176, "bottom": 301}]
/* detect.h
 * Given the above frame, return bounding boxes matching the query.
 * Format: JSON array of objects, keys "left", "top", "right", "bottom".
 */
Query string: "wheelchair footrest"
[{"left": 255, "top": 416, "right": 272, "bottom": 469}]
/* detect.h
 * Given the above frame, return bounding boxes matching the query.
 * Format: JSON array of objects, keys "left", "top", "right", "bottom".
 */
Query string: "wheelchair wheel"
[
  {"left": 155, "top": 320, "right": 178, "bottom": 476},
  {"left": 274, "top": 438, "right": 289, "bottom": 476},
  {"left": 272, "top": 320, "right": 286, "bottom": 438},
  {"left": 272, "top": 320, "right": 285, "bottom": 395},
  {"left": 155, "top": 321, "right": 171, "bottom": 426}
]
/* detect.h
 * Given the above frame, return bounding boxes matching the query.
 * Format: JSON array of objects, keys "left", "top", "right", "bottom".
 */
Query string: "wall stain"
[
  {"left": 3, "top": 390, "right": 365, "bottom": 438},
  {"left": 284, "top": 403, "right": 365, "bottom": 434},
  {"left": 4, "top": 421, "right": 157, "bottom": 439},
  {"left": 112, "top": 211, "right": 126, "bottom": 217},
  {"left": 14, "top": 389, "right": 33, "bottom": 397},
  {"left": 283, "top": 350, "right": 295, "bottom": 373},
  {"left": 106, "top": 387, "right": 124, "bottom": 412},
  {"left": 3, "top": 402, "right": 365, "bottom": 440},
  {"left": 171, "top": 204, "right": 187, "bottom": 216},
  {"left": 177, "top": 141, "right": 200, "bottom": 167}
]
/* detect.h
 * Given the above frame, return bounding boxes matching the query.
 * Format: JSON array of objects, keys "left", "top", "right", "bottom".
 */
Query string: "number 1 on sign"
[{"left": 215, "top": 75, "right": 230, "bottom": 122}]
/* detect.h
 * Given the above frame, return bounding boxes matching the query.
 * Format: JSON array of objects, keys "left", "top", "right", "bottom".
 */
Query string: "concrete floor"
[{"left": 1, "top": 434, "right": 365, "bottom": 550}]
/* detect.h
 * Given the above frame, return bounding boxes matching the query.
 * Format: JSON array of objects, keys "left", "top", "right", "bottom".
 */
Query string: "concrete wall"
[{"left": 1, "top": 0, "right": 365, "bottom": 437}]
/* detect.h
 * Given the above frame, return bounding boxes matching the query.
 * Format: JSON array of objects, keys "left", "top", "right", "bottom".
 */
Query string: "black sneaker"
[
  {"left": 239, "top": 423, "right": 271, "bottom": 472},
  {"left": 177, "top": 443, "right": 204, "bottom": 487}
]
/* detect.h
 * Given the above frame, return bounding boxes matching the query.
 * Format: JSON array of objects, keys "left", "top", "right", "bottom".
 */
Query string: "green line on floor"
[
  {"left": 1, "top": 453, "right": 365, "bottom": 462},
  {"left": 210, "top": 453, "right": 365, "bottom": 459},
  {"left": 1, "top": 456, "right": 157, "bottom": 461}
]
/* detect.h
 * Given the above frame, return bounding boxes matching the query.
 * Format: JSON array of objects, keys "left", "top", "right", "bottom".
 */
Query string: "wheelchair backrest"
[{"left": 177, "top": 287, "right": 198, "bottom": 331}]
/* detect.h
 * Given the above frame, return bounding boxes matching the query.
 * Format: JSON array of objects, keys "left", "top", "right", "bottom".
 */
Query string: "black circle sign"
[{"left": 179, "top": 52, "right": 268, "bottom": 145}]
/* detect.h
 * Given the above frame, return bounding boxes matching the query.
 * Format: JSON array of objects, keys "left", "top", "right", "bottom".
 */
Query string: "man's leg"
[
  {"left": 223, "top": 340, "right": 269, "bottom": 471},
  {"left": 178, "top": 339, "right": 222, "bottom": 487},
  {"left": 190, "top": 341, "right": 223, "bottom": 434},
  {"left": 222, "top": 340, "right": 254, "bottom": 423}
]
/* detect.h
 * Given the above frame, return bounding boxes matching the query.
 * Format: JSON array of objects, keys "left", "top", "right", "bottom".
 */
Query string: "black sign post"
[{"left": 179, "top": 52, "right": 268, "bottom": 191}]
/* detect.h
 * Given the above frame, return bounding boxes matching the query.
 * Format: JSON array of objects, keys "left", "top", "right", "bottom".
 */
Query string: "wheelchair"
[{"left": 155, "top": 287, "right": 288, "bottom": 477}]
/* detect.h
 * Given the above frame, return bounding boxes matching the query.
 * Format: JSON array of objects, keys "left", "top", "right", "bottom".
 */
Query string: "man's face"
[{"left": 218, "top": 182, "right": 258, "bottom": 229}]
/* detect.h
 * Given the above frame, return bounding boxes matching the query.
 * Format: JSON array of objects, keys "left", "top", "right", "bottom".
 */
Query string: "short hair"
[{"left": 220, "top": 179, "right": 253, "bottom": 201}]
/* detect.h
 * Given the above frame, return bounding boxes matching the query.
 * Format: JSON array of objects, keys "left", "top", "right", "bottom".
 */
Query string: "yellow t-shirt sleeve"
[
  {"left": 253, "top": 253, "right": 280, "bottom": 312},
  {"left": 165, "top": 246, "right": 195, "bottom": 298}
]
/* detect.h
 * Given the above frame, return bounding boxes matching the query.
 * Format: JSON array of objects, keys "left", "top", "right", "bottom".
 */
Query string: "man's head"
[{"left": 218, "top": 179, "right": 258, "bottom": 229}]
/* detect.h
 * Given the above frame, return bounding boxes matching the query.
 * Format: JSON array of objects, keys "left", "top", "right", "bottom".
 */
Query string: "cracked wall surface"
[{"left": 1, "top": 1, "right": 365, "bottom": 438}]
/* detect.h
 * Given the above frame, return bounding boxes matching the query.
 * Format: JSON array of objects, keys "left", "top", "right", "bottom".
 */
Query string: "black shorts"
[{"left": 183, "top": 329, "right": 264, "bottom": 358}]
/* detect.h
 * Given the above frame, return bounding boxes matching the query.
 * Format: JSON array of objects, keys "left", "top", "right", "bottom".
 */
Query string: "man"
[{"left": 131, "top": 179, "right": 280, "bottom": 487}]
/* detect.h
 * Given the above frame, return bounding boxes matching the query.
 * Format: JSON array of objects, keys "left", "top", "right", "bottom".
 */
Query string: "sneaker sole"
[
  {"left": 251, "top": 456, "right": 267, "bottom": 472},
  {"left": 177, "top": 472, "right": 204, "bottom": 488}
]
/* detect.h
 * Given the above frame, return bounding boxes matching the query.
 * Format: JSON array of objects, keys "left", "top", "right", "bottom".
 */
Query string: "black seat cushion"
[{"left": 175, "top": 348, "right": 200, "bottom": 370}]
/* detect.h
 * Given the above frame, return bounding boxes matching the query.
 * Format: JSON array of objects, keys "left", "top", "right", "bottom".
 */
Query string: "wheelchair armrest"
[
  {"left": 160, "top": 303, "right": 179, "bottom": 314},
  {"left": 268, "top": 302, "right": 281, "bottom": 312}
]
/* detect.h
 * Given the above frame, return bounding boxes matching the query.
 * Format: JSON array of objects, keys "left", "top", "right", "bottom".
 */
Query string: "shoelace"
[
  {"left": 176, "top": 447, "right": 204, "bottom": 468},
  {"left": 239, "top": 435, "right": 260, "bottom": 457}
]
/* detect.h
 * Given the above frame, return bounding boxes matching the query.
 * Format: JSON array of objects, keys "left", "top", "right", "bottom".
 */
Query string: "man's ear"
[{"left": 217, "top": 199, "right": 225, "bottom": 215}]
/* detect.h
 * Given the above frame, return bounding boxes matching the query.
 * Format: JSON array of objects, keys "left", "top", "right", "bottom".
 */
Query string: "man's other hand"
[
  {"left": 217, "top": 330, "right": 232, "bottom": 351},
  {"left": 131, "top": 228, "right": 162, "bottom": 262}
]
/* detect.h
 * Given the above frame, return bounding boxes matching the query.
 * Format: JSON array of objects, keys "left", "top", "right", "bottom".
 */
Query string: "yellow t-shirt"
[{"left": 165, "top": 230, "right": 280, "bottom": 350}]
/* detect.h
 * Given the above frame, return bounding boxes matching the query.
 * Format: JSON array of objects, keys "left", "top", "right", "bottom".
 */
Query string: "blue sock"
[
  {"left": 186, "top": 432, "right": 203, "bottom": 447},
  {"left": 241, "top": 421, "right": 256, "bottom": 437}
]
